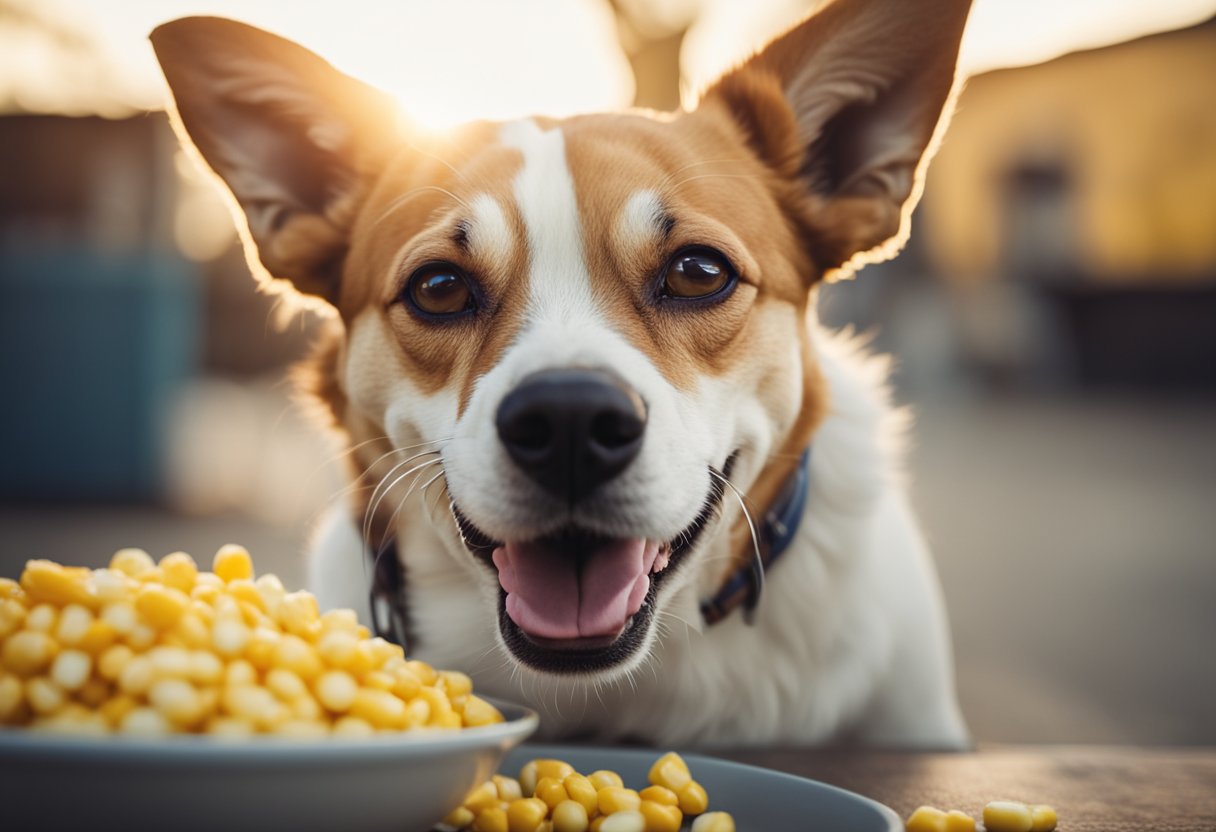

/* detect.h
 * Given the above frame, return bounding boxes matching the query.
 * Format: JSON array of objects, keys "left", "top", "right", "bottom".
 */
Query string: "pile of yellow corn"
[
  {"left": 443, "top": 752, "right": 735, "bottom": 832},
  {"left": 0, "top": 546, "right": 503, "bottom": 736},
  {"left": 906, "top": 800, "right": 1058, "bottom": 832}
]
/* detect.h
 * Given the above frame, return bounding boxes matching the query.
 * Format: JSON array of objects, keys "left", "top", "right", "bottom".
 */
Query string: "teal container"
[{"left": 0, "top": 246, "right": 199, "bottom": 500}]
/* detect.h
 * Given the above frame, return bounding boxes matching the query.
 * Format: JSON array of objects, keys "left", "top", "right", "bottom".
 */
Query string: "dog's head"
[{"left": 153, "top": 0, "right": 970, "bottom": 680}]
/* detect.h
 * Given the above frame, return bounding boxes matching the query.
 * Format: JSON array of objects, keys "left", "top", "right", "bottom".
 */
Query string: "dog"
[{"left": 152, "top": 0, "right": 971, "bottom": 747}]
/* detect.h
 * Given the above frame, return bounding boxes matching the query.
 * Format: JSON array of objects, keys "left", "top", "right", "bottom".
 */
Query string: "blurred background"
[{"left": 1, "top": 0, "right": 1213, "bottom": 746}]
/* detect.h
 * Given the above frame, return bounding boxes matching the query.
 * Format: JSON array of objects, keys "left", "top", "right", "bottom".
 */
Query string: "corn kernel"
[
  {"left": 639, "top": 800, "right": 683, "bottom": 832},
  {"left": 405, "top": 659, "right": 438, "bottom": 685},
  {"left": 440, "top": 669, "right": 474, "bottom": 697},
  {"left": 473, "top": 806, "right": 509, "bottom": 832},
  {"left": 76, "top": 619, "right": 117, "bottom": 653},
  {"left": 465, "top": 781, "right": 501, "bottom": 812},
  {"left": 946, "top": 809, "right": 976, "bottom": 832},
  {"left": 266, "top": 668, "right": 308, "bottom": 702},
  {"left": 906, "top": 806, "right": 948, "bottom": 832},
  {"left": 246, "top": 626, "right": 281, "bottom": 670},
  {"left": 50, "top": 649, "right": 92, "bottom": 691},
  {"left": 148, "top": 645, "right": 192, "bottom": 678},
  {"left": 462, "top": 694, "right": 503, "bottom": 727},
  {"left": 588, "top": 770, "right": 624, "bottom": 791},
  {"left": 445, "top": 806, "right": 476, "bottom": 829},
  {"left": 350, "top": 687, "right": 407, "bottom": 728},
  {"left": 677, "top": 781, "right": 708, "bottom": 815},
  {"left": 158, "top": 552, "right": 198, "bottom": 592},
  {"left": 507, "top": 796, "right": 549, "bottom": 832},
  {"left": 317, "top": 629, "right": 358, "bottom": 668},
  {"left": 563, "top": 774, "right": 598, "bottom": 815},
  {"left": 213, "top": 544, "right": 254, "bottom": 583},
  {"left": 272, "top": 635, "right": 323, "bottom": 679},
  {"left": 206, "top": 716, "right": 255, "bottom": 738},
  {"left": 332, "top": 715, "right": 375, "bottom": 737},
  {"left": 26, "top": 677, "right": 66, "bottom": 714},
  {"left": 406, "top": 697, "right": 431, "bottom": 726},
  {"left": 494, "top": 775, "right": 524, "bottom": 802},
  {"left": 148, "top": 678, "right": 203, "bottom": 726},
  {"left": 2, "top": 629, "right": 57, "bottom": 676},
  {"left": 101, "top": 602, "right": 137, "bottom": 635},
  {"left": 647, "top": 753, "right": 690, "bottom": 792},
  {"left": 210, "top": 616, "right": 249, "bottom": 657},
  {"left": 186, "top": 650, "right": 223, "bottom": 684},
  {"left": 125, "top": 623, "right": 157, "bottom": 650},
  {"left": 535, "top": 759, "right": 576, "bottom": 782},
  {"left": 314, "top": 669, "right": 358, "bottom": 712},
  {"left": 319, "top": 607, "right": 358, "bottom": 633},
  {"left": 983, "top": 802, "right": 1033, "bottom": 832},
  {"left": 25, "top": 603, "right": 58, "bottom": 632},
  {"left": 120, "top": 706, "right": 170, "bottom": 736},
  {"left": 100, "top": 694, "right": 137, "bottom": 727},
  {"left": 639, "top": 786, "right": 678, "bottom": 807},
  {"left": 55, "top": 604, "right": 93, "bottom": 646},
  {"left": 117, "top": 654, "right": 155, "bottom": 696},
  {"left": 224, "top": 659, "right": 257, "bottom": 687},
  {"left": 279, "top": 591, "right": 320, "bottom": 637},
  {"left": 22, "top": 560, "right": 99, "bottom": 608},
  {"left": 1029, "top": 805, "right": 1057, "bottom": 832},
  {"left": 598, "top": 811, "right": 645, "bottom": 832},
  {"left": 135, "top": 584, "right": 190, "bottom": 629},
  {"left": 110, "top": 549, "right": 156, "bottom": 578},
  {"left": 0, "top": 577, "right": 21, "bottom": 599},
  {"left": 519, "top": 761, "right": 540, "bottom": 796},
  {"left": 536, "top": 777, "right": 569, "bottom": 810},
  {"left": 597, "top": 787, "right": 641, "bottom": 816},
  {"left": 690, "top": 812, "right": 734, "bottom": 832},
  {"left": 551, "top": 799, "right": 590, "bottom": 832}
]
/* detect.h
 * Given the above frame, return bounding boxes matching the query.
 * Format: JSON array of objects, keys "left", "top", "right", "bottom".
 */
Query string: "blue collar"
[{"left": 700, "top": 448, "right": 811, "bottom": 627}]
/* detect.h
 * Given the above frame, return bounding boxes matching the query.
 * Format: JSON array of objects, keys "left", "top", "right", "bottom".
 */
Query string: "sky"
[{"left": 1, "top": 0, "right": 1214, "bottom": 126}]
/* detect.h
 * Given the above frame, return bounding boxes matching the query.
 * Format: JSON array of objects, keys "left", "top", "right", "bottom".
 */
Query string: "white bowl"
[{"left": 0, "top": 698, "right": 536, "bottom": 832}]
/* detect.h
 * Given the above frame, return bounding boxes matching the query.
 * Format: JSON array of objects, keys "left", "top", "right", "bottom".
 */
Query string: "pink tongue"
[{"left": 493, "top": 538, "right": 660, "bottom": 639}]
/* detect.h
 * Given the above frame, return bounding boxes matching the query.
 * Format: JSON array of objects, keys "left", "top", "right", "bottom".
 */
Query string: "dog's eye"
[
  {"left": 661, "top": 247, "right": 735, "bottom": 300},
  {"left": 405, "top": 263, "right": 476, "bottom": 317}
]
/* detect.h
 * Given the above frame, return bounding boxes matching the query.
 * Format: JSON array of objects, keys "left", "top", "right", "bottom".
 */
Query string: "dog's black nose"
[{"left": 496, "top": 368, "right": 647, "bottom": 503}]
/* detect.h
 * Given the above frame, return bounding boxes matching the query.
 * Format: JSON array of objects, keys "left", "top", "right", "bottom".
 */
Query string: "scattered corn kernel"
[
  {"left": 507, "top": 797, "right": 550, "bottom": 832},
  {"left": 945, "top": 809, "right": 976, "bottom": 832},
  {"left": 690, "top": 812, "right": 735, "bottom": 832},
  {"left": 677, "top": 781, "right": 708, "bottom": 815},
  {"left": 906, "top": 806, "right": 948, "bottom": 832},
  {"left": 597, "top": 787, "right": 641, "bottom": 816},
  {"left": 494, "top": 775, "right": 524, "bottom": 802},
  {"left": 0, "top": 547, "right": 501, "bottom": 737},
  {"left": 648, "top": 753, "right": 691, "bottom": 792},
  {"left": 598, "top": 810, "right": 645, "bottom": 832},
  {"left": 551, "top": 799, "right": 590, "bottom": 832},
  {"left": 983, "top": 801, "right": 1034, "bottom": 832},
  {"left": 563, "top": 774, "right": 599, "bottom": 814},
  {"left": 588, "top": 770, "right": 624, "bottom": 791},
  {"left": 1029, "top": 804, "right": 1057, "bottom": 832},
  {"left": 473, "top": 806, "right": 509, "bottom": 832},
  {"left": 639, "top": 799, "right": 682, "bottom": 832}
]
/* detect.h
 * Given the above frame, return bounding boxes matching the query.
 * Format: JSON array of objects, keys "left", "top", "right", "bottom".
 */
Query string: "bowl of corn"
[{"left": 0, "top": 545, "right": 538, "bottom": 832}]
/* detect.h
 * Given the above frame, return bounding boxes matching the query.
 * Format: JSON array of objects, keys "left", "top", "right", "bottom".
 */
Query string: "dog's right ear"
[{"left": 151, "top": 17, "right": 399, "bottom": 305}]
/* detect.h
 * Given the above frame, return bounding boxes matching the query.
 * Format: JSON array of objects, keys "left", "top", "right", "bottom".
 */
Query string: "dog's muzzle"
[{"left": 495, "top": 368, "right": 647, "bottom": 504}]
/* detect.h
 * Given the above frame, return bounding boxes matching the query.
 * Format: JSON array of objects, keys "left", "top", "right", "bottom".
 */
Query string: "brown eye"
[
  {"left": 405, "top": 263, "right": 476, "bottom": 317},
  {"left": 661, "top": 247, "right": 735, "bottom": 300}
]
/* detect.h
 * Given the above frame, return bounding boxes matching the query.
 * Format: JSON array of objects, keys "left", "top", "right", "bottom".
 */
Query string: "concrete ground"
[{"left": 2, "top": 393, "right": 1213, "bottom": 745}]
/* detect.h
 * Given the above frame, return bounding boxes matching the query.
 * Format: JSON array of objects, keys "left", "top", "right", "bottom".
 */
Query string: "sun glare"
[{"left": 0, "top": 0, "right": 635, "bottom": 128}]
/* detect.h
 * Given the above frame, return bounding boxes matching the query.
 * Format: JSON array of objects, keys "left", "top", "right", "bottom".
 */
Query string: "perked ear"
[
  {"left": 703, "top": 0, "right": 972, "bottom": 275},
  {"left": 151, "top": 17, "right": 399, "bottom": 304}
]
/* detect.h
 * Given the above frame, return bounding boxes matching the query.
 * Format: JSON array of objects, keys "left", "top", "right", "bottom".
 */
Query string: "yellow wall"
[{"left": 922, "top": 20, "right": 1216, "bottom": 283}]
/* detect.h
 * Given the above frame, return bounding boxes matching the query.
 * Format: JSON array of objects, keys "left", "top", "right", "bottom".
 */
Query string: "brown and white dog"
[{"left": 152, "top": 0, "right": 971, "bottom": 747}]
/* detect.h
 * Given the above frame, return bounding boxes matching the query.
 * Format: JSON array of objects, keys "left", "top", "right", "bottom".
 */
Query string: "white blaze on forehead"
[
  {"left": 499, "top": 119, "right": 596, "bottom": 321},
  {"left": 466, "top": 193, "right": 513, "bottom": 263},
  {"left": 616, "top": 189, "right": 665, "bottom": 252}
]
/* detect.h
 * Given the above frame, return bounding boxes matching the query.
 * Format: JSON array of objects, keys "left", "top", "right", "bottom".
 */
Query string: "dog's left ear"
[
  {"left": 702, "top": 0, "right": 972, "bottom": 275},
  {"left": 151, "top": 17, "right": 399, "bottom": 304}
]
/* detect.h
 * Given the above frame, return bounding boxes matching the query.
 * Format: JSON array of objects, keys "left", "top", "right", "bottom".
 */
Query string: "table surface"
[{"left": 713, "top": 746, "right": 1216, "bottom": 832}]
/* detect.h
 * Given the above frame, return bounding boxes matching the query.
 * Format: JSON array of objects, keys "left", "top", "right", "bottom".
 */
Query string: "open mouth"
[{"left": 453, "top": 457, "right": 733, "bottom": 674}]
